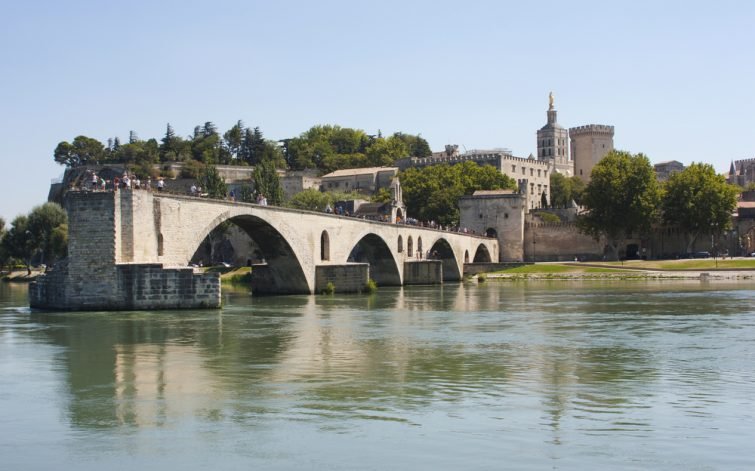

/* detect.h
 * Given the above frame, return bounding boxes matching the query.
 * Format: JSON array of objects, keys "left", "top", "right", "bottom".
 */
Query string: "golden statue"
[{"left": 548, "top": 91, "right": 555, "bottom": 110}]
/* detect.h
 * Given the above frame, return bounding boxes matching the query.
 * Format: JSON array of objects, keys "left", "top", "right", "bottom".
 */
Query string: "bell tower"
[{"left": 537, "top": 92, "right": 571, "bottom": 175}]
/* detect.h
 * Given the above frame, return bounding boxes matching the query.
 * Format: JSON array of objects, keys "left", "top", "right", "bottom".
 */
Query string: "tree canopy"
[
  {"left": 661, "top": 162, "right": 739, "bottom": 253},
  {"left": 577, "top": 150, "right": 661, "bottom": 260},
  {"left": 1, "top": 203, "right": 67, "bottom": 274},
  {"left": 53, "top": 122, "right": 432, "bottom": 175},
  {"left": 400, "top": 161, "right": 517, "bottom": 226},
  {"left": 549, "top": 173, "right": 585, "bottom": 208}
]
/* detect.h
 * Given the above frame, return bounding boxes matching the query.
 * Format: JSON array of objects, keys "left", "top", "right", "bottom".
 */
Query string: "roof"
[
  {"left": 472, "top": 189, "right": 517, "bottom": 196},
  {"left": 654, "top": 160, "right": 684, "bottom": 167},
  {"left": 321, "top": 167, "right": 398, "bottom": 178}
]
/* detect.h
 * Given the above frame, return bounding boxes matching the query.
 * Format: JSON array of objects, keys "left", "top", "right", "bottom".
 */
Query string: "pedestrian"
[{"left": 157, "top": 177, "right": 165, "bottom": 192}]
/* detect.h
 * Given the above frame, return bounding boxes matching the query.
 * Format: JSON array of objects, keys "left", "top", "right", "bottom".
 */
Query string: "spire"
[{"left": 730, "top": 160, "right": 737, "bottom": 176}]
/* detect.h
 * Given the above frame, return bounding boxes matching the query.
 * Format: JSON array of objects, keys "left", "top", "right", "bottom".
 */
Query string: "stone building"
[
  {"left": 728, "top": 158, "right": 755, "bottom": 187},
  {"left": 320, "top": 167, "right": 398, "bottom": 195},
  {"left": 537, "top": 92, "right": 572, "bottom": 176},
  {"left": 570, "top": 124, "right": 615, "bottom": 182},
  {"left": 654, "top": 160, "right": 685, "bottom": 181},
  {"left": 280, "top": 169, "right": 321, "bottom": 200}
]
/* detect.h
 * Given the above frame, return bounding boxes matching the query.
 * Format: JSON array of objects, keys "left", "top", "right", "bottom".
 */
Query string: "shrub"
[
  {"left": 363, "top": 279, "right": 378, "bottom": 294},
  {"left": 322, "top": 282, "right": 336, "bottom": 295},
  {"left": 477, "top": 273, "right": 487, "bottom": 283}
]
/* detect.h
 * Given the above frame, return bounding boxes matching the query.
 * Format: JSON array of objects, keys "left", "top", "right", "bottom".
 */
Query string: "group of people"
[{"left": 83, "top": 171, "right": 165, "bottom": 192}]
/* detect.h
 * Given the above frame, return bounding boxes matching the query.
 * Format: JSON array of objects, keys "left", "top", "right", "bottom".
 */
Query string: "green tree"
[
  {"left": 400, "top": 161, "right": 516, "bottom": 226},
  {"left": 253, "top": 154, "right": 284, "bottom": 205},
  {"left": 54, "top": 136, "right": 105, "bottom": 167},
  {"left": 200, "top": 165, "right": 228, "bottom": 199},
  {"left": 392, "top": 132, "right": 431, "bottom": 157},
  {"left": 372, "top": 187, "right": 392, "bottom": 204},
  {"left": 27, "top": 202, "right": 68, "bottom": 266},
  {"left": 549, "top": 172, "right": 571, "bottom": 208},
  {"left": 287, "top": 188, "right": 332, "bottom": 211},
  {"left": 661, "top": 162, "right": 739, "bottom": 253},
  {"left": 577, "top": 150, "right": 661, "bottom": 260},
  {"left": 223, "top": 120, "right": 244, "bottom": 161},
  {"left": 365, "top": 136, "right": 409, "bottom": 167},
  {"left": 2, "top": 215, "right": 34, "bottom": 274}
]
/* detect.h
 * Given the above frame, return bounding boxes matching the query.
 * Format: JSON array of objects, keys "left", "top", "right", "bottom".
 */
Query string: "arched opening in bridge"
[
  {"left": 321, "top": 231, "right": 330, "bottom": 261},
  {"left": 485, "top": 227, "right": 497, "bottom": 238},
  {"left": 347, "top": 233, "right": 401, "bottom": 287},
  {"left": 190, "top": 214, "right": 310, "bottom": 295},
  {"left": 428, "top": 238, "right": 461, "bottom": 281},
  {"left": 417, "top": 237, "right": 423, "bottom": 258},
  {"left": 397, "top": 235, "right": 403, "bottom": 253},
  {"left": 473, "top": 243, "right": 492, "bottom": 263},
  {"left": 464, "top": 250, "right": 470, "bottom": 263},
  {"left": 407, "top": 236, "right": 413, "bottom": 258}
]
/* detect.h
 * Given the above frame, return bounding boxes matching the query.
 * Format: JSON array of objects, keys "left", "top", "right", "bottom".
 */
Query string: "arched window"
[
  {"left": 464, "top": 250, "right": 470, "bottom": 263},
  {"left": 417, "top": 237, "right": 423, "bottom": 257},
  {"left": 408, "top": 236, "right": 413, "bottom": 258},
  {"left": 157, "top": 233, "right": 164, "bottom": 256},
  {"left": 321, "top": 231, "right": 330, "bottom": 261},
  {"left": 398, "top": 235, "right": 403, "bottom": 253}
]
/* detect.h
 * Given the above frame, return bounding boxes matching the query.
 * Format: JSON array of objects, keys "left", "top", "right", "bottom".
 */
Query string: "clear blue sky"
[{"left": 1, "top": 0, "right": 753, "bottom": 223}]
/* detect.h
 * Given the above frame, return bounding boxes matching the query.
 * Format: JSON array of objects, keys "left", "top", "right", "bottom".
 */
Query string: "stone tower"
[
  {"left": 537, "top": 92, "right": 571, "bottom": 176},
  {"left": 569, "top": 124, "right": 615, "bottom": 182}
]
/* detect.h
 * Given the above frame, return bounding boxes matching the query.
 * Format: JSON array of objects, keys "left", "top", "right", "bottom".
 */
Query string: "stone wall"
[
  {"left": 315, "top": 263, "right": 369, "bottom": 293},
  {"left": 403, "top": 260, "right": 443, "bottom": 285},
  {"left": 459, "top": 192, "right": 526, "bottom": 262},
  {"left": 524, "top": 222, "right": 606, "bottom": 261}
]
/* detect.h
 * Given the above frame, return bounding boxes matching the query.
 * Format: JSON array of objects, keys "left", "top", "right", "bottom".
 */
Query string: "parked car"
[{"left": 694, "top": 251, "right": 711, "bottom": 259}]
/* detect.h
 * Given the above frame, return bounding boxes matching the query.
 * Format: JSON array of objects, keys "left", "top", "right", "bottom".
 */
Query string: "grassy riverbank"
[{"left": 487, "top": 258, "right": 755, "bottom": 280}]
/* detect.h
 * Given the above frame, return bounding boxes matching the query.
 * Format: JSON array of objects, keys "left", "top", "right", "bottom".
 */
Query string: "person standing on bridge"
[{"left": 157, "top": 177, "right": 165, "bottom": 192}]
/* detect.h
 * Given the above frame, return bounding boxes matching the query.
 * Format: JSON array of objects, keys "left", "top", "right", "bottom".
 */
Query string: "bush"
[
  {"left": 321, "top": 282, "right": 335, "bottom": 295},
  {"left": 477, "top": 273, "right": 487, "bottom": 283},
  {"left": 363, "top": 279, "right": 378, "bottom": 294},
  {"left": 180, "top": 160, "right": 205, "bottom": 179}
]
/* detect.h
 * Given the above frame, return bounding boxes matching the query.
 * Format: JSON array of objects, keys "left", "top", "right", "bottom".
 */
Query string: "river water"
[{"left": 1, "top": 280, "right": 754, "bottom": 470}]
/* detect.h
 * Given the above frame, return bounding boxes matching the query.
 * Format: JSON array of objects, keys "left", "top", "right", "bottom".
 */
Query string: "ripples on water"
[{"left": 1, "top": 281, "right": 755, "bottom": 470}]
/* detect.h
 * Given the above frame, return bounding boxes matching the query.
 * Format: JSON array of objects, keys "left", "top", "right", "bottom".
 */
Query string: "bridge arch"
[
  {"left": 473, "top": 243, "right": 492, "bottom": 263},
  {"left": 428, "top": 237, "right": 462, "bottom": 281},
  {"left": 347, "top": 233, "right": 401, "bottom": 287},
  {"left": 191, "top": 211, "right": 310, "bottom": 294}
]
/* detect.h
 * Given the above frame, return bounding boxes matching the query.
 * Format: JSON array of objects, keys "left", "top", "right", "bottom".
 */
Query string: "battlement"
[
  {"left": 569, "top": 124, "right": 614, "bottom": 135},
  {"left": 734, "top": 157, "right": 755, "bottom": 168},
  {"left": 404, "top": 151, "right": 550, "bottom": 169}
]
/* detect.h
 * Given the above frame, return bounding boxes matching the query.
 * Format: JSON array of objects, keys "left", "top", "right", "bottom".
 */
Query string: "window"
[
  {"left": 538, "top": 169, "right": 541, "bottom": 177},
  {"left": 397, "top": 235, "right": 403, "bottom": 253},
  {"left": 408, "top": 236, "right": 413, "bottom": 258},
  {"left": 530, "top": 168, "right": 534, "bottom": 176},
  {"left": 321, "top": 231, "right": 330, "bottom": 261},
  {"left": 512, "top": 165, "right": 516, "bottom": 172}
]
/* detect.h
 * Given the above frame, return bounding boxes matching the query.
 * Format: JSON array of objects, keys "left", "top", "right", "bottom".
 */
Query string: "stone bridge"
[{"left": 30, "top": 191, "right": 498, "bottom": 310}]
